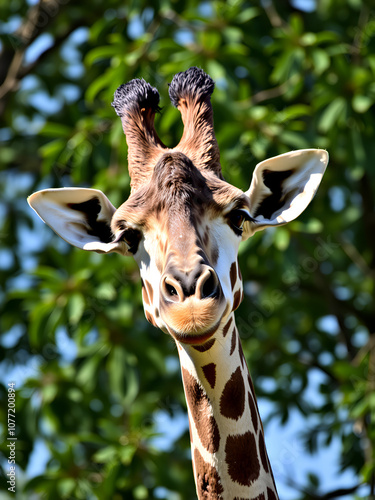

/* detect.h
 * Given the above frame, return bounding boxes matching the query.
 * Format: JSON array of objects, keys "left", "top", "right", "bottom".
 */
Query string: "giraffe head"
[{"left": 28, "top": 67, "right": 328, "bottom": 346}]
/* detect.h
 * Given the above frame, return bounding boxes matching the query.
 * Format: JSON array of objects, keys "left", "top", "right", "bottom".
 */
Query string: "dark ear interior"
[
  {"left": 28, "top": 188, "right": 123, "bottom": 254},
  {"left": 68, "top": 197, "right": 113, "bottom": 243},
  {"left": 243, "top": 149, "right": 329, "bottom": 239},
  {"left": 253, "top": 169, "right": 294, "bottom": 219}
]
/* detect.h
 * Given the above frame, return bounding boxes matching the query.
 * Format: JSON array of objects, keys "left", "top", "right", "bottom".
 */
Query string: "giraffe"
[{"left": 28, "top": 67, "right": 328, "bottom": 499}]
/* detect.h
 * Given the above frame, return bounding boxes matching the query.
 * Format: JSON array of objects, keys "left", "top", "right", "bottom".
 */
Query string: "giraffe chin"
[
  {"left": 160, "top": 296, "right": 226, "bottom": 345},
  {"left": 166, "top": 319, "right": 221, "bottom": 346}
]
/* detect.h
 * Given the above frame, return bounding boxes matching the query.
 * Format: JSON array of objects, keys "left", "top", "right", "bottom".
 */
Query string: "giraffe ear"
[
  {"left": 243, "top": 149, "right": 328, "bottom": 239},
  {"left": 28, "top": 188, "right": 125, "bottom": 254}
]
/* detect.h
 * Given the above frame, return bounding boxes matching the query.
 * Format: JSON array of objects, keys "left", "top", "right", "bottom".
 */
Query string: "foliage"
[{"left": 1, "top": 0, "right": 374, "bottom": 498}]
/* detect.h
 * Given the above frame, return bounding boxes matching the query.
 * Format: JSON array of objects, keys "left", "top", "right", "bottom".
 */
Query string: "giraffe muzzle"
[
  {"left": 161, "top": 265, "right": 221, "bottom": 303},
  {"left": 159, "top": 265, "right": 225, "bottom": 344}
]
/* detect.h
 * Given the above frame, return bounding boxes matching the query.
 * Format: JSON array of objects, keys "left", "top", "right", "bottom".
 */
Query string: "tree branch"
[
  {"left": 284, "top": 475, "right": 361, "bottom": 499},
  {"left": 339, "top": 234, "right": 375, "bottom": 280},
  {"left": 0, "top": 0, "right": 72, "bottom": 115},
  {"left": 18, "top": 21, "right": 83, "bottom": 81},
  {"left": 320, "top": 483, "right": 362, "bottom": 499},
  {"left": 297, "top": 354, "right": 338, "bottom": 385},
  {"left": 262, "top": 0, "right": 286, "bottom": 28}
]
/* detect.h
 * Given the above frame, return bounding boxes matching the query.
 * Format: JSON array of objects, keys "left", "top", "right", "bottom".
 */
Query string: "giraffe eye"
[
  {"left": 227, "top": 210, "right": 250, "bottom": 235},
  {"left": 115, "top": 227, "right": 141, "bottom": 253}
]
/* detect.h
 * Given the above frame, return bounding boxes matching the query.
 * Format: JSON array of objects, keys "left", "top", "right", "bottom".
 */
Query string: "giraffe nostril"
[
  {"left": 162, "top": 276, "right": 183, "bottom": 302},
  {"left": 201, "top": 270, "right": 219, "bottom": 299},
  {"left": 162, "top": 267, "right": 220, "bottom": 303}
]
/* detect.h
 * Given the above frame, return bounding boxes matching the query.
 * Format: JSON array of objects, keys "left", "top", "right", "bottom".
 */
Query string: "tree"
[{"left": 0, "top": 0, "right": 374, "bottom": 498}]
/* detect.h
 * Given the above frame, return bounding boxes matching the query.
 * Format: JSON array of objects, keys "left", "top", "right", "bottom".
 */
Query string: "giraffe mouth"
[
  {"left": 160, "top": 294, "right": 228, "bottom": 345},
  {"left": 167, "top": 318, "right": 222, "bottom": 345}
]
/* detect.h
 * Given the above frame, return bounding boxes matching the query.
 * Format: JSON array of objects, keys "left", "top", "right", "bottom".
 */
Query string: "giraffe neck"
[{"left": 176, "top": 313, "right": 278, "bottom": 500}]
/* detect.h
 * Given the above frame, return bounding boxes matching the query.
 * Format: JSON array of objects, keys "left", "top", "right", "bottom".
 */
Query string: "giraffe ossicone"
[{"left": 28, "top": 67, "right": 328, "bottom": 499}]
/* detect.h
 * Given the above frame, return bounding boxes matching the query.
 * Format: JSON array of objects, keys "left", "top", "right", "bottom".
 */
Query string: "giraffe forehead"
[{"left": 112, "top": 152, "right": 248, "bottom": 230}]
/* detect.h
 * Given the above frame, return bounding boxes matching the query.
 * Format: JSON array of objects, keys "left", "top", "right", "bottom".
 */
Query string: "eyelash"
[
  {"left": 227, "top": 210, "right": 251, "bottom": 236},
  {"left": 115, "top": 227, "right": 142, "bottom": 253}
]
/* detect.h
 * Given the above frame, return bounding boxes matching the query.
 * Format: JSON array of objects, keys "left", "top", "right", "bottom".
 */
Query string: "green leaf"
[
  {"left": 68, "top": 293, "right": 85, "bottom": 325},
  {"left": 119, "top": 444, "right": 137, "bottom": 465},
  {"left": 290, "top": 218, "right": 323, "bottom": 234},
  {"left": 351, "top": 397, "right": 369, "bottom": 419},
  {"left": 108, "top": 346, "right": 139, "bottom": 405},
  {"left": 39, "top": 123, "right": 72, "bottom": 138},
  {"left": 361, "top": 460, "right": 375, "bottom": 483},
  {"left": 319, "top": 97, "right": 347, "bottom": 132},
  {"left": 133, "top": 484, "right": 148, "bottom": 499},
  {"left": 236, "top": 7, "right": 259, "bottom": 23},
  {"left": 93, "top": 445, "right": 118, "bottom": 463},
  {"left": 279, "top": 131, "right": 309, "bottom": 149},
  {"left": 311, "top": 48, "right": 330, "bottom": 75},
  {"left": 39, "top": 139, "right": 66, "bottom": 159},
  {"left": 352, "top": 94, "right": 373, "bottom": 113},
  {"left": 77, "top": 354, "right": 102, "bottom": 390},
  {"left": 42, "top": 383, "right": 58, "bottom": 403},
  {"left": 206, "top": 60, "right": 226, "bottom": 81},
  {"left": 332, "top": 361, "right": 362, "bottom": 380},
  {"left": 85, "top": 45, "right": 122, "bottom": 66},
  {"left": 29, "top": 302, "right": 55, "bottom": 347},
  {"left": 274, "top": 228, "right": 290, "bottom": 251},
  {"left": 300, "top": 32, "right": 316, "bottom": 46},
  {"left": 276, "top": 104, "right": 311, "bottom": 121},
  {"left": 57, "top": 478, "right": 76, "bottom": 496},
  {"left": 199, "top": 30, "right": 221, "bottom": 51},
  {"left": 85, "top": 70, "right": 116, "bottom": 103}
]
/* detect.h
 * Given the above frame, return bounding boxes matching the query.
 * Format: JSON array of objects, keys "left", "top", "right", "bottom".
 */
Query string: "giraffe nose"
[{"left": 161, "top": 266, "right": 220, "bottom": 302}]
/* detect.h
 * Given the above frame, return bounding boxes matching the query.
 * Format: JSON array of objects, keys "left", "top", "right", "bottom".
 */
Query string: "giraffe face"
[
  {"left": 111, "top": 152, "right": 249, "bottom": 345},
  {"left": 28, "top": 67, "right": 327, "bottom": 347}
]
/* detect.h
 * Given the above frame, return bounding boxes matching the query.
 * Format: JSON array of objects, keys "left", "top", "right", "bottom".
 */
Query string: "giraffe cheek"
[
  {"left": 145, "top": 311, "right": 157, "bottom": 327},
  {"left": 143, "top": 305, "right": 168, "bottom": 332}
]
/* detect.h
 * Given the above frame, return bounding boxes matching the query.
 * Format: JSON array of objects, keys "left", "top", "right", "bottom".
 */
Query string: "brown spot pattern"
[
  {"left": 230, "top": 261, "right": 237, "bottom": 290},
  {"left": 202, "top": 363, "right": 216, "bottom": 389},
  {"left": 211, "top": 245, "right": 219, "bottom": 265},
  {"left": 248, "top": 374, "right": 264, "bottom": 434},
  {"left": 267, "top": 488, "right": 277, "bottom": 500},
  {"left": 203, "top": 231, "right": 209, "bottom": 246},
  {"left": 248, "top": 374, "right": 256, "bottom": 400},
  {"left": 145, "top": 311, "right": 156, "bottom": 326},
  {"left": 141, "top": 279, "right": 149, "bottom": 306},
  {"left": 237, "top": 259, "right": 242, "bottom": 282},
  {"left": 248, "top": 392, "right": 258, "bottom": 434},
  {"left": 259, "top": 431, "right": 269, "bottom": 473},
  {"left": 144, "top": 280, "right": 153, "bottom": 304},
  {"left": 222, "top": 316, "right": 233, "bottom": 338},
  {"left": 238, "top": 341, "right": 246, "bottom": 369},
  {"left": 225, "top": 431, "right": 260, "bottom": 486},
  {"left": 142, "top": 288, "right": 149, "bottom": 306},
  {"left": 232, "top": 289, "right": 242, "bottom": 311},
  {"left": 182, "top": 367, "right": 220, "bottom": 454},
  {"left": 192, "top": 338, "right": 216, "bottom": 352},
  {"left": 194, "top": 448, "right": 224, "bottom": 498},
  {"left": 230, "top": 327, "right": 237, "bottom": 355},
  {"left": 220, "top": 367, "right": 245, "bottom": 420}
]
